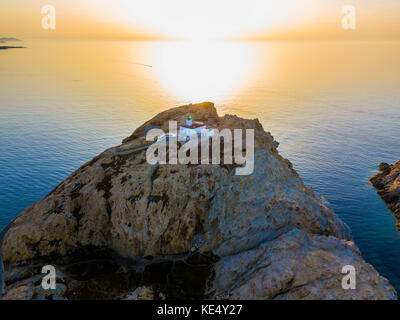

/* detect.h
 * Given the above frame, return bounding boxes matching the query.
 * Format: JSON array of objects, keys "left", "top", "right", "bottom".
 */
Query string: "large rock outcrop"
[
  {"left": 0, "top": 102, "right": 396, "bottom": 300},
  {"left": 371, "top": 161, "right": 400, "bottom": 230}
]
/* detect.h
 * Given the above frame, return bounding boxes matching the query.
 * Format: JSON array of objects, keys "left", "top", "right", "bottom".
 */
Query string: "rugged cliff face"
[
  {"left": 0, "top": 102, "right": 396, "bottom": 300},
  {"left": 371, "top": 162, "right": 400, "bottom": 230}
]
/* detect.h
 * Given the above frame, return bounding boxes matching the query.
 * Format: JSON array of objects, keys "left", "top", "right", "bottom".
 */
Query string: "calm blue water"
[{"left": 1, "top": 40, "right": 400, "bottom": 293}]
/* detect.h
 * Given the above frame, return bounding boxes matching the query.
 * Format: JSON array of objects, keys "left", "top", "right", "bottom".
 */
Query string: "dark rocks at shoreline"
[{"left": 370, "top": 161, "right": 400, "bottom": 229}]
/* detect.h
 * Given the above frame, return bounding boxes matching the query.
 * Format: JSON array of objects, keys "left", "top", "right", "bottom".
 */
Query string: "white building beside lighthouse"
[
  {"left": 179, "top": 114, "right": 214, "bottom": 140},
  {"left": 156, "top": 114, "right": 214, "bottom": 143}
]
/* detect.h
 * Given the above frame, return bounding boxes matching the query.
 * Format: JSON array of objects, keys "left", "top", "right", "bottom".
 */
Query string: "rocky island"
[
  {"left": 370, "top": 162, "right": 400, "bottom": 230},
  {"left": 0, "top": 37, "right": 21, "bottom": 42},
  {"left": 0, "top": 37, "right": 24, "bottom": 49},
  {"left": 0, "top": 46, "right": 25, "bottom": 50},
  {"left": 0, "top": 102, "right": 396, "bottom": 300}
]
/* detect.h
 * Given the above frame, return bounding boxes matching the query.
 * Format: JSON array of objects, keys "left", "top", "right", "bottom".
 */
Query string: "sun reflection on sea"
[{"left": 148, "top": 41, "right": 257, "bottom": 103}]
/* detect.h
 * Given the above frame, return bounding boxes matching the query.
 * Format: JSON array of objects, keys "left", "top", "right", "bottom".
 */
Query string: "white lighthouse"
[
  {"left": 186, "top": 114, "right": 192, "bottom": 127},
  {"left": 179, "top": 114, "right": 214, "bottom": 140}
]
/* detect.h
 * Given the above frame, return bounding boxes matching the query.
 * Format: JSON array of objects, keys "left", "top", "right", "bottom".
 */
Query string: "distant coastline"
[
  {"left": 0, "top": 46, "right": 25, "bottom": 50},
  {"left": 0, "top": 37, "right": 24, "bottom": 50},
  {"left": 0, "top": 37, "right": 21, "bottom": 42}
]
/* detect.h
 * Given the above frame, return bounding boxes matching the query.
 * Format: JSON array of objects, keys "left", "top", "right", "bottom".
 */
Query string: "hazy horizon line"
[{"left": 8, "top": 35, "right": 400, "bottom": 42}]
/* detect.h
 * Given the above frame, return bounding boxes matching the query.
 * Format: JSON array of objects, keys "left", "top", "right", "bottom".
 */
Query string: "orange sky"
[{"left": 1, "top": 0, "right": 400, "bottom": 40}]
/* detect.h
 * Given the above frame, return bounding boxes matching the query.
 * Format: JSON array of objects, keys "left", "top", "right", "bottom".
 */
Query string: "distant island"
[
  {"left": 0, "top": 46, "right": 25, "bottom": 50},
  {"left": 0, "top": 37, "right": 21, "bottom": 42},
  {"left": 0, "top": 37, "right": 24, "bottom": 50}
]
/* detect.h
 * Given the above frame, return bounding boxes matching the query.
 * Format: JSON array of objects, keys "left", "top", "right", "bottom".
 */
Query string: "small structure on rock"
[
  {"left": 179, "top": 114, "right": 214, "bottom": 140},
  {"left": 157, "top": 114, "right": 214, "bottom": 143}
]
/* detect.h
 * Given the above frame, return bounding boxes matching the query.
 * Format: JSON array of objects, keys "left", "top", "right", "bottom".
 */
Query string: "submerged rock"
[
  {"left": 0, "top": 102, "right": 396, "bottom": 300},
  {"left": 370, "top": 161, "right": 400, "bottom": 229}
]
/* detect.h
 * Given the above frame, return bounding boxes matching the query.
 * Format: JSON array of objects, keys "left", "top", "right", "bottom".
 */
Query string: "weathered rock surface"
[
  {"left": 0, "top": 102, "right": 396, "bottom": 300},
  {"left": 371, "top": 161, "right": 400, "bottom": 230}
]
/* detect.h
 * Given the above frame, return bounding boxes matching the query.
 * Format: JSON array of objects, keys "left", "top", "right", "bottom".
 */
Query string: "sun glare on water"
[
  {"left": 147, "top": 41, "right": 256, "bottom": 103},
  {"left": 93, "top": 0, "right": 301, "bottom": 102}
]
